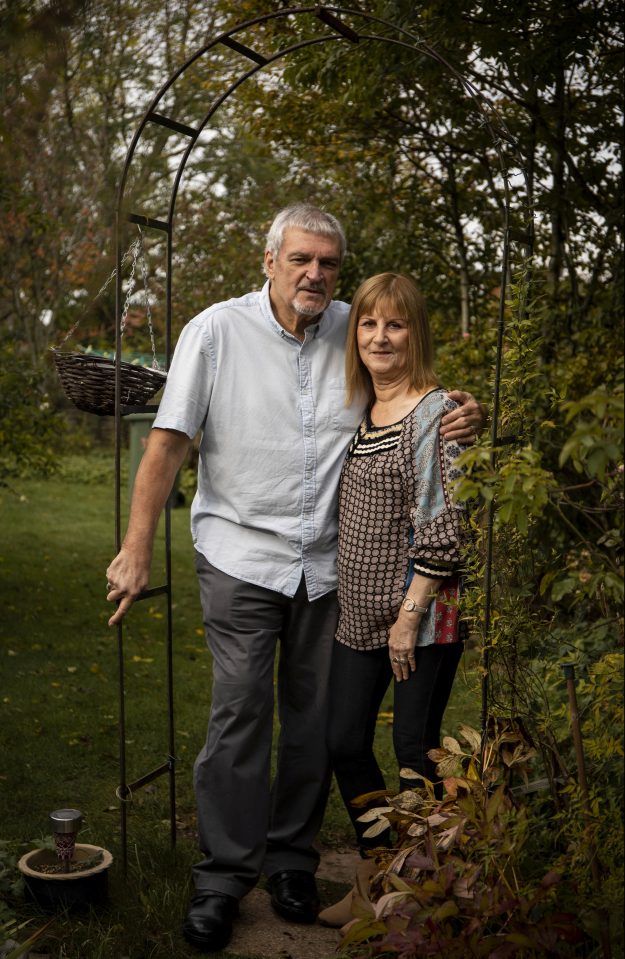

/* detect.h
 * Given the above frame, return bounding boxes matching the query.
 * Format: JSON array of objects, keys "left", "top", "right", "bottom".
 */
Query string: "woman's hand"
[{"left": 388, "top": 614, "right": 421, "bottom": 682}]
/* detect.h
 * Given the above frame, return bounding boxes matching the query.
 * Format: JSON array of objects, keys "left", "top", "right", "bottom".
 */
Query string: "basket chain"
[
  {"left": 118, "top": 238, "right": 139, "bottom": 337},
  {"left": 54, "top": 225, "right": 159, "bottom": 370},
  {"left": 137, "top": 229, "right": 160, "bottom": 371}
]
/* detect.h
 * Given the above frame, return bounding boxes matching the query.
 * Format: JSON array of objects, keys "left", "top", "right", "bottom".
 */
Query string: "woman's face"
[{"left": 356, "top": 305, "right": 410, "bottom": 380}]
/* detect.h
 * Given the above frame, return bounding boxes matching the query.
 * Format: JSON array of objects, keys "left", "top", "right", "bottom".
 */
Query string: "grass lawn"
[{"left": 0, "top": 447, "right": 481, "bottom": 958}]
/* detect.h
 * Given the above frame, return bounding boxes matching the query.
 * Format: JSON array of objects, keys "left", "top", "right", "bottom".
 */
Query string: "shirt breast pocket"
[{"left": 327, "top": 381, "right": 362, "bottom": 433}]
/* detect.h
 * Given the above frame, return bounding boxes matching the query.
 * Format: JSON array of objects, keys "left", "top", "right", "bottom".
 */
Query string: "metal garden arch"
[{"left": 112, "top": 5, "right": 534, "bottom": 870}]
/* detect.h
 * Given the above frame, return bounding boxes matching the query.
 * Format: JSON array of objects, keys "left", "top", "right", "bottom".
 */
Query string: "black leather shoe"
[
  {"left": 267, "top": 869, "right": 319, "bottom": 924},
  {"left": 182, "top": 892, "right": 239, "bottom": 952}
]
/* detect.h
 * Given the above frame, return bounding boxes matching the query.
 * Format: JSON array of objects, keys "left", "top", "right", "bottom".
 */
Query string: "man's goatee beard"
[{"left": 292, "top": 297, "right": 328, "bottom": 317}]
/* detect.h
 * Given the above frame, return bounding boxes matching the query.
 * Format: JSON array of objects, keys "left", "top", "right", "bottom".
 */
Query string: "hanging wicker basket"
[
  {"left": 51, "top": 227, "right": 166, "bottom": 416},
  {"left": 52, "top": 350, "right": 167, "bottom": 416}
]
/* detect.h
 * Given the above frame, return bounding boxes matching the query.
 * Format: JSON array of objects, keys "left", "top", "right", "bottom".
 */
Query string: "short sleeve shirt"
[{"left": 153, "top": 281, "right": 365, "bottom": 599}]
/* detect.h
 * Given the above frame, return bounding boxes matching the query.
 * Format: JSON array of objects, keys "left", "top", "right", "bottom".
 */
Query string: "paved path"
[{"left": 224, "top": 847, "right": 360, "bottom": 959}]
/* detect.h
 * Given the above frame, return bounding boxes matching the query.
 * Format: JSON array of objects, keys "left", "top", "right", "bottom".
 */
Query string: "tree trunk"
[{"left": 445, "top": 157, "right": 471, "bottom": 337}]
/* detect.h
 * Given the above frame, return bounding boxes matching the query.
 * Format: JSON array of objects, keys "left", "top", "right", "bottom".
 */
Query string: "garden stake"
[{"left": 561, "top": 663, "right": 612, "bottom": 959}]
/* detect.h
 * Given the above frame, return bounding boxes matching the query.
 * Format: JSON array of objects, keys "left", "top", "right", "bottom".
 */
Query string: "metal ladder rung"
[
  {"left": 148, "top": 111, "right": 199, "bottom": 139},
  {"left": 316, "top": 8, "right": 360, "bottom": 42},
  {"left": 119, "top": 759, "right": 174, "bottom": 798},
  {"left": 120, "top": 403, "right": 161, "bottom": 416},
  {"left": 128, "top": 213, "right": 170, "bottom": 233},
  {"left": 137, "top": 585, "right": 170, "bottom": 601},
  {"left": 220, "top": 35, "right": 267, "bottom": 65}
]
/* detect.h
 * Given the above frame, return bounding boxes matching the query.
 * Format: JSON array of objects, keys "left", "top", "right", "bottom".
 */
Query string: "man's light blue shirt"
[{"left": 153, "top": 281, "right": 364, "bottom": 599}]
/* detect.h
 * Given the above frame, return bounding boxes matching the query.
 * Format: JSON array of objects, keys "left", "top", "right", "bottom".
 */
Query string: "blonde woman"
[{"left": 321, "top": 273, "right": 468, "bottom": 925}]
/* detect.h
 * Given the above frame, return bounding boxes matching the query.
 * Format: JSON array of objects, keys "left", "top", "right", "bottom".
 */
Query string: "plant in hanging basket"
[{"left": 51, "top": 350, "right": 167, "bottom": 416}]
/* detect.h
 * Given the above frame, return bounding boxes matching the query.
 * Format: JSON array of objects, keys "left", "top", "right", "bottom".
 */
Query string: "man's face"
[{"left": 264, "top": 227, "right": 342, "bottom": 327}]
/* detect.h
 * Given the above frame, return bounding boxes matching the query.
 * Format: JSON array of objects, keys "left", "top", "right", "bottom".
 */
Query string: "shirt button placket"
[{"left": 298, "top": 350, "right": 317, "bottom": 592}]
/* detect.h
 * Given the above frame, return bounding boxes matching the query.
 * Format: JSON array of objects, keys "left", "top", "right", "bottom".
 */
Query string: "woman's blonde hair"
[{"left": 345, "top": 272, "right": 438, "bottom": 405}]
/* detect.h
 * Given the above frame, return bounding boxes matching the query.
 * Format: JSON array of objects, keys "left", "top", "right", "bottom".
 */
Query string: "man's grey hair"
[{"left": 264, "top": 203, "right": 347, "bottom": 275}]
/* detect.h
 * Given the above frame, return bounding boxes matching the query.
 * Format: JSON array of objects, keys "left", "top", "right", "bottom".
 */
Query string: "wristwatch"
[{"left": 402, "top": 598, "right": 429, "bottom": 614}]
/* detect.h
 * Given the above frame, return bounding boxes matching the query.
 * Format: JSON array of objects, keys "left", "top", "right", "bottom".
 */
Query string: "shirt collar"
[{"left": 260, "top": 280, "right": 326, "bottom": 341}]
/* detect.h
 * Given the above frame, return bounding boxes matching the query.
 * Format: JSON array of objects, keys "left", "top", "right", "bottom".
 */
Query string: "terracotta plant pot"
[{"left": 18, "top": 843, "right": 113, "bottom": 910}]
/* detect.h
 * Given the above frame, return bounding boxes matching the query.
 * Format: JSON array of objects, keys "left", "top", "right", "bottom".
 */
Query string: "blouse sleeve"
[{"left": 407, "top": 395, "right": 467, "bottom": 580}]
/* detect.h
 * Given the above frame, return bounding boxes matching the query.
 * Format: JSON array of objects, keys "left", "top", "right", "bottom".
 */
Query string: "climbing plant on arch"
[{"left": 109, "top": 5, "right": 534, "bottom": 867}]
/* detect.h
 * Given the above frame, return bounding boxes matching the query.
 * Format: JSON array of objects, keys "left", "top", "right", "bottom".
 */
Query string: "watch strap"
[{"left": 402, "top": 597, "right": 429, "bottom": 614}]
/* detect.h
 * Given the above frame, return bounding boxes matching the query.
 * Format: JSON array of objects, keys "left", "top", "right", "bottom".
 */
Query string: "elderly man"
[{"left": 106, "top": 203, "right": 484, "bottom": 952}]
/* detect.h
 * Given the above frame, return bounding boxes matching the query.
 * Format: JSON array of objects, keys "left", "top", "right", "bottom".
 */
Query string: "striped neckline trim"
[{"left": 348, "top": 418, "right": 404, "bottom": 456}]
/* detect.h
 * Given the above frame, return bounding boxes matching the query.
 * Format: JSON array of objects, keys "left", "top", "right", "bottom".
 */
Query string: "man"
[{"left": 106, "top": 204, "right": 484, "bottom": 952}]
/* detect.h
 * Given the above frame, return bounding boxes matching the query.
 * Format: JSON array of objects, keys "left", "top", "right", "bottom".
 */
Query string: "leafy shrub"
[
  {"left": 338, "top": 720, "right": 606, "bottom": 958},
  {"left": 0, "top": 342, "right": 64, "bottom": 489}
]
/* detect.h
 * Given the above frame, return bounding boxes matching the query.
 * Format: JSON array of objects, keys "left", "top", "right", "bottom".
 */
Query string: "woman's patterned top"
[{"left": 336, "top": 388, "right": 467, "bottom": 651}]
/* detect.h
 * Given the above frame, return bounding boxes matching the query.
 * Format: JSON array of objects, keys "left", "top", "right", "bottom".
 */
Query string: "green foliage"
[
  {"left": 550, "top": 654, "right": 624, "bottom": 940},
  {"left": 443, "top": 249, "right": 623, "bottom": 955},
  {"left": 178, "top": 462, "right": 198, "bottom": 504},
  {"left": 453, "top": 259, "right": 623, "bottom": 640},
  {"left": 0, "top": 917, "right": 55, "bottom": 959},
  {"left": 559, "top": 388, "right": 624, "bottom": 481},
  {"left": 0, "top": 839, "right": 55, "bottom": 959},
  {"left": 0, "top": 840, "right": 25, "bottom": 903},
  {"left": 0, "top": 342, "right": 64, "bottom": 488}
]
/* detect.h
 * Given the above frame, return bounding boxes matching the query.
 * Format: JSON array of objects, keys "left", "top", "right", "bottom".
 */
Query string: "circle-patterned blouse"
[{"left": 336, "top": 388, "right": 467, "bottom": 652}]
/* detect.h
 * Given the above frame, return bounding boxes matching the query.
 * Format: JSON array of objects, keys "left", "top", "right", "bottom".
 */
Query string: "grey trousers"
[{"left": 191, "top": 553, "right": 339, "bottom": 900}]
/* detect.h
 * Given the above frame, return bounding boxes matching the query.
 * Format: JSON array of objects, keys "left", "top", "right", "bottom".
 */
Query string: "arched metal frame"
[{"left": 113, "top": 5, "right": 534, "bottom": 871}]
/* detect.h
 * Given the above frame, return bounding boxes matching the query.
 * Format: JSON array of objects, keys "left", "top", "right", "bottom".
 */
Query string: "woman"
[{"left": 320, "top": 273, "right": 467, "bottom": 926}]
